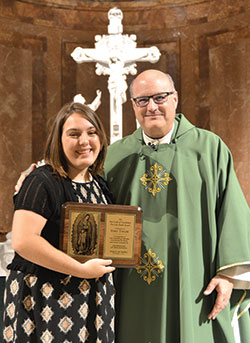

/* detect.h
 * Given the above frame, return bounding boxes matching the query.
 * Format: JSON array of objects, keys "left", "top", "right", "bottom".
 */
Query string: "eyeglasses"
[{"left": 132, "top": 91, "right": 175, "bottom": 108}]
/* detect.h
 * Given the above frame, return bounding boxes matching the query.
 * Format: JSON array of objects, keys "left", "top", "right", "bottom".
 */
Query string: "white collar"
[{"left": 143, "top": 124, "right": 175, "bottom": 146}]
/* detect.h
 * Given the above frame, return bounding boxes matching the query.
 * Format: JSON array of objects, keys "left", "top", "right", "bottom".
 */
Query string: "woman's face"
[{"left": 61, "top": 112, "right": 101, "bottom": 180}]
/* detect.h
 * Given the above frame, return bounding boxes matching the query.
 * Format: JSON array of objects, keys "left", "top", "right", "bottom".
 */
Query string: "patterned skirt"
[{"left": 3, "top": 269, "right": 115, "bottom": 343}]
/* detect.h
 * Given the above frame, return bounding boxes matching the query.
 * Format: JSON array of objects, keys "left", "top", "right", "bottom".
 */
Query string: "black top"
[{"left": 8, "top": 164, "right": 114, "bottom": 277}]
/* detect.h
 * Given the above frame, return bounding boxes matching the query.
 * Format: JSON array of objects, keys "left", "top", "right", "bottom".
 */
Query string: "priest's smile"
[{"left": 131, "top": 75, "right": 178, "bottom": 137}]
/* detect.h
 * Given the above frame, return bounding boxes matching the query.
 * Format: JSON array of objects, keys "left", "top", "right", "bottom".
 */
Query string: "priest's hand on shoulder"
[
  {"left": 203, "top": 275, "right": 234, "bottom": 320},
  {"left": 15, "top": 163, "right": 37, "bottom": 194}
]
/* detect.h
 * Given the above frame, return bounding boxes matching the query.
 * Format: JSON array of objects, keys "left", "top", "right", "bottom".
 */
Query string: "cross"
[
  {"left": 136, "top": 249, "right": 164, "bottom": 285},
  {"left": 71, "top": 7, "right": 161, "bottom": 144},
  {"left": 140, "top": 162, "right": 172, "bottom": 196}
]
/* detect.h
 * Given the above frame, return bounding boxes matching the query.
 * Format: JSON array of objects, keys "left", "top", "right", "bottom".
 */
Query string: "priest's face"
[{"left": 131, "top": 70, "right": 178, "bottom": 138}]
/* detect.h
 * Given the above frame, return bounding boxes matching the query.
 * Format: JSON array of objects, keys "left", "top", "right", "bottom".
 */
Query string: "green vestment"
[{"left": 103, "top": 114, "right": 250, "bottom": 343}]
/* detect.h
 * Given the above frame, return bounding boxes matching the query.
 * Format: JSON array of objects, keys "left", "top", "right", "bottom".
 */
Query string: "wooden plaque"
[{"left": 60, "top": 202, "right": 142, "bottom": 267}]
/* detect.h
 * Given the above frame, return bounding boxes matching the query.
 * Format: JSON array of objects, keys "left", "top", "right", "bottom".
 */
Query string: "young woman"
[{"left": 3, "top": 102, "right": 115, "bottom": 342}]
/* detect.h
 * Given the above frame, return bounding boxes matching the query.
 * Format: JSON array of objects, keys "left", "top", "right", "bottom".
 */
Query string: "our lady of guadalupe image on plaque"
[{"left": 69, "top": 212, "right": 99, "bottom": 257}]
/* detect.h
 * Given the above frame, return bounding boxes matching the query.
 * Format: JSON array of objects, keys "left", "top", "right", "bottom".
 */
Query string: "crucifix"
[{"left": 71, "top": 7, "right": 161, "bottom": 144}]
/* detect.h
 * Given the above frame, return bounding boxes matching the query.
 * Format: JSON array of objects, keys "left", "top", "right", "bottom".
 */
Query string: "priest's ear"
[{"left": 172, "top": 91, "right": 178, "bottom": 110}]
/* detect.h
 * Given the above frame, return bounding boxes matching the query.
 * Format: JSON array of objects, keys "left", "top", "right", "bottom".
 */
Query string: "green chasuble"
[{"left": 103, "top": 114, "right": 250, "bottom": 343}]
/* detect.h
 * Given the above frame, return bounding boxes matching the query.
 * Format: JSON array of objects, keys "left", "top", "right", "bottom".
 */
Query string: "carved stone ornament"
[{"left": 0, "top": 233, "right": 14, "bottom": 276}]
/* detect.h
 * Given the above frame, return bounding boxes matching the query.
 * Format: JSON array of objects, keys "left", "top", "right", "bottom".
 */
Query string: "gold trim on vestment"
[
  {"left": 237, "top": 291, "right": 247, "bottom": 319},
  {"left": 140, "top": 162, "right": 172, "bottom": 196},
  {"left": 231, "top": 290, "right": 250, "bottom": 340},
  {"left": 136, "top": 249, "right": 164, "bottom": 285},
  {"left": 217, "top": 261, "right": 250, "bottom": 272}
]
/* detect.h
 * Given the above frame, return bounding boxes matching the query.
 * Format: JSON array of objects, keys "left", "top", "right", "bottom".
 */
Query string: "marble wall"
[{"left": 0, "top": 0, "right": 249, "bottom": 236}]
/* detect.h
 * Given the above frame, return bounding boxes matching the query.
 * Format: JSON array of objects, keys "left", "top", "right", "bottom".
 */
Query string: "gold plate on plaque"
[{"left": 60, "top": 202, "right": 142, "bottom": 267}]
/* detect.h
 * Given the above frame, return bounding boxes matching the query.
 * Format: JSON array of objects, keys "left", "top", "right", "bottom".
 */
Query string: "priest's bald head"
[{"left": 130, "top": 69, "right": 178, "bottom": 139}]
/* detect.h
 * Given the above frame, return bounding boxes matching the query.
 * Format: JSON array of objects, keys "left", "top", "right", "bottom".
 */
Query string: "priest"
[{"left": 103, "top": 69, "right": 250, "bottom": 343}]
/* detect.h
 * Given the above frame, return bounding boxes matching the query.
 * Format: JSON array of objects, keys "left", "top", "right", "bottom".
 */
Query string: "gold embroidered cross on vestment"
[
  {"left": 140, "top": 162, "right": 172, "bottom": 196},
  {"left": 136, "top": 249, "right": 164, "bottom": 285}
]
